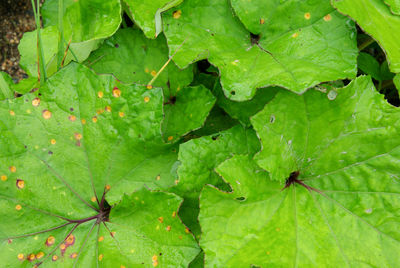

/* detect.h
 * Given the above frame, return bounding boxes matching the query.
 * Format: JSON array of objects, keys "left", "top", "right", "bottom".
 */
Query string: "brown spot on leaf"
[
  {"left": 32, "top": 98, "right": 40, "bottom": 107},
  {"left": 68, "top": 115, "right": 76, "bottom": 122},
  {"left": 42, "top": 110, "right": 52, "bottom": 119},
  {"left": 46, "top": 235, "right": 55, "bottom": 246},
  {"left": 16, "top": 179, "right": 24, "bottom": 189},
  {"left": 173, "top": 10, "right": 182, "bottom": 19},
  {"left": 113, "top": 87, "right": 121, "bottom": 98}
]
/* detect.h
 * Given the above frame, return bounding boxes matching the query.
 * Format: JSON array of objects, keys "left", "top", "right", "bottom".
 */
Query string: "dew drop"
[
  {"left": 365, "top": 208, "right": 373, "bottom": 214},
  {"left": 327, "top": 90, "right": 337, "bottom": 100}
]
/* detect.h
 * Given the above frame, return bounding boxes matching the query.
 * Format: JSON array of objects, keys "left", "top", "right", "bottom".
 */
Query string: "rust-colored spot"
[
  {"left": 16, "top": 179, "right": 25, "bottom": 189},
  {"left": 153, "top": 260, "right": 159, "bottom": 267},
  {"left": 81, "top": 119, "right": 86, "bottom": 124},
  {"left": 17, "top": 253, "right": 24, "bottom": 260},
  {"left": 150, "top": 70, "right": 157, "bottom": 77},
  {"left": 167, "top": 136, "right": 173, "bottom": 141},
  {"left": 60, "top": 244, "right": 66, "bottom": 250},
  {"left": 50, "top": 139, "right": 56, "bottom": 145},
  {"left": 68, "top": 115, "right": 76, "bottom": 122},
  {"left": 158, "top": 217, "right": 164, "bottom": 223},
  {"left": 98, "top": 236, "right": 104, "bottom": 242},
  {"left": 144, "top": 96, "right": 150, "bottom": 103},
  {"left": 166, "top": 226, "right": 171, "bottom": 232},
  {"left": 91, "top": 196, "right": 97, "bottom": 202},
  {"left": 292, "top": 32, "right": 298, "bottom": 38},
  {"left": 9, "top": 110, "right": 15, "bottom": 116},
  {"left": 52, "top": 255, "right": 58, "bottom": 261},
  {"left": 26, "top": 109, "right": 31, "bottom": 114},
  {"left": 98, "top": 254, "right": 104, "bottom": 261},
  {"left": 32, "top": 98, "right": 40, "bottom": 107},
  {"left": 145, "top": 68, "right": 150, "bottom": 73},
  {"left": 74, "top": 133, "right": 82, "bottom": 140},
  {"left": 121, "top": 266, "right": 126, "bottom": 268},
  {"left": 146, "top": 85, "right": 153, "bottom": 90},
  {"left": 8, "top": 239, "right": 12, "bottom": 244},
  {"left": 304, "top": 12, "right": 311, "bottom": 20},
  {"left": 27, "top": 253, "right": 36, "bottom": 261},
  {"left": 15, "top": 204, "right": 22, "bottom": 210},
  {"left": 98, "top": 91, "right": 104, "bottom": 98},
  {"left": 324, "top": 14, "right": 332, "bottom": 21},
  {"left": 70, "top": 252, "right": 78, "bottom": 259},
  {"left": 172, "top": 211, "right": 176, "bottom": 217},
  {"left": 105, "top": 185, "right": 111, "bottom": 191},
  {"left": 152, "top": 255, "right": 158, "bottom": 261},
  {"left": 156, "top": 175, "right": 160, "bottom": 181},
  {"left": 1, "top": 175, "right": 7, "bottom": 181},
  {"left": 185, "top": 227, "right": 190, "bottom": 234},
  {"left": 119, "top": 111, "right": 125, "bottom": 118},
  {"left": 113, "top": 87, "right": 121, "bottom": 98},
  {"left": 66, "top": 234, "right": 75, "bottom": 246},
  {"left": 260, "top": 18, "right": 265, "bottom": 24},
  {"left": 173, "top": 10, "right": 182, "bottom": 19},
  {"left": 97, "top": 109, "right": 104, "bottom": 115},
  {"left": 92, "top": 116, "right": 98, "bottom": 123},
  {"left": 36, "top": 252, "right": 44, "bottom": 259},
  {"left": 174, "top": 179, "right": 179, "bottom": 185},
  {"left": 46, "top": 235, "right": 55, "bottom": 246},
  {"left": 9, "top": 166, "right": 16, "bottom": 173},
  {"left": 76, "top": 140, "right": 81, "bottom": 147},
  {"left": 42, "top": 110, "right": 52, "bottom": 119},
  {"left": 105, "top": 106, "right": 112, "bottom": 112}
]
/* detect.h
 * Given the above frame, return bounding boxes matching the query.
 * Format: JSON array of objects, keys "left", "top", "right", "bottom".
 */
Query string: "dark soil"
[{"left": 0, "top": 0, "right": 36, "bottom": 82}]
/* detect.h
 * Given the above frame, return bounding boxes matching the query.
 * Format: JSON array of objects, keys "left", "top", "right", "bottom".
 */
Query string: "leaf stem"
[
  {"left": 147, "top": 38, "right": 187, "bottom": 87},
  {"left": 31, "top": 0, "right": 47, "bottom": 84},
  {"left": 358, "top": 36, "right": 375, "bottom": 51},
  {"left": 3, "top": 222, "right": 72, "bottom": 240}
]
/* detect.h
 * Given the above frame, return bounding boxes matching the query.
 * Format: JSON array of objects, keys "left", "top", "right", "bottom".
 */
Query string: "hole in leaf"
[
  {"left": 250, "top": 33, "right": 261, "bottom": 45},
  {"left": 230, "top": 90, "right": 236, "bottom": 95},
  {"left": 211, "top": 134, "right": 220, "bottom": 141},
  {"left": 235, "top": 196, "right": 246, "bottom": 201}
]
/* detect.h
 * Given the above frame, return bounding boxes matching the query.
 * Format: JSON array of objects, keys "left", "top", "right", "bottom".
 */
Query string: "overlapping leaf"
[
  {"left": 0, "top": 63, "right": 199, "bottom": 266},
  {"left": 172, "top": 125, "right": 260, "bottom": 236},
  {"left": 332, "top": 0, "right": 400, "bottom": 72},
  {"left": 384, "top": 0, "right": 400, "bottom": 15},
  {"left": 199, "top": 76, "right": 400, "bottom": 266},
  {"left": 122, "top": 0, "right": 183, "bottom": 38},
  {"left": 163, "top": 0, "right": 357, "bottom": 100}
]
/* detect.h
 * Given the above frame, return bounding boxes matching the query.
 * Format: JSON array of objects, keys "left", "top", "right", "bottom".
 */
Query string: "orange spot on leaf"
[
  {"left": 16, "top": 179, "right": 25, "bottom": 189},
  {"left": 42, "top": 110, "right": 52, "bottom": 119},
  {"left": 113, "top": 87, "right": 121, "bottom": 98},
  {"left": 68, "top": 115, "right": 76, "bottom": 122},
  {"left": 32, "top": 98, "right": 40, "bottom": 107},
  {"left": 173, "top": 10, "right": 182, "bottom": 19},
  {"left": 15, "top": 204, "right": 22, "bottom": 210},
  {"left": 9, "top": 166, "right": 16, "bottom": 173},
  {"left": 46, "top": 236, "right": 55, "bottom": 246}
]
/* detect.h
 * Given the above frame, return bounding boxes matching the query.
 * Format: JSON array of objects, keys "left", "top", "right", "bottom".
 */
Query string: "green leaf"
[
  {"left": 252, "top": 75, "right": 400, "bottom": 182},
  {"left": 357, "top": 52, "right": 382, "bottom": 81},
  {"left": 0, "top": 63, "right": 199, "bottom": 266},
  {"left": 162, "top": 85, "right": 216, "bottom": 143},
  {"left": 394, "top": 73, "right": 400, "bottom": 93},
  {"left": 86, "top": 28, "right": 193, "bottom": 95},
  {"left": 200, "top": 154, "right": 400, "bottom": 267},
  {"left": 384, "top": 0, "right": 400, "bottom": 14},
  {"left": 173, "top": 125, "right": 260, "bottom": 236},
  {"left": 163, "top": 0, "right": 357, "bottom": 100},
  {"left": 332, "top": 0, "right": 400, "bottom": 73},
  {"left": 122, "top": 0, "right": 183, "bottom": 38},
  {"left": 212, "top": 82, "right": 278, "bottom": 126},
  {"left": 0, "top": 72, "right": 13, "bottom": 100},
  {"left": 42, "top": 0, "right": 121, "bottom": 43}
]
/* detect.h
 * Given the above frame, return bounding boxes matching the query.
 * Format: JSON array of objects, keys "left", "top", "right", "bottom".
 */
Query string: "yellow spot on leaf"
[
  {"left": 185, "top": 227, "right": 190, "bottom": 234},
  {"left": 119, "top": 111, "right": 125, "bottom": 118},
  {"left": 167, "top": 136, "right": 173, "bottom": 141},
  {"left": 175, "top": 179, "right": 179, "bottom": 185},
  {"left": 113, "top": 87, "right": 121, "bottom": 98},
  {"left": 152, "top": 255, "right": 158, "bottom": 261},
  {"left": 16, "top": 179, "right": 25, "bottom": 189},
  {"left": 276, "top": 227, "right": 280, "bottom": 232},
  {"left": 50, "top": 139, "right": 56, "bottom": 145},
  {"left": 97, "top": 109, "right": 104, "bottom": 115},
  {"left": 74, "top": 133, "right": 82, "bottom": 140},
  {"left": 166, "top": 226, "right": 171, "bottom": 232},
  {"left": 130, "top": 249, "right": 135, "bottom": 253},
  {"left": 36, "top": 252, "right": 44, "bottom": 259},
  {"left": 26, "top": 109, "right": 31, "bottom": 114},
  {"left": 15, "top": 204, "right": 22, "bottom": 210},
  {"left": 156, "top": 175, "right": 160, "bottom": 181},
  {"left": 172, "top": 211, "right": 176, "bottom": 217},
  {"left": 324, "top": 14, "right": 332, "bottom": 21},
  {"left": 121, "top": 266, "right": 126, "bottom": 268},
  {"left": 60, "top": 244, "right": 66, "bottom": 250},
  {"left": 52, "top": 255, "right": 58, "bottom": 261},
  {"left": 9, "top": 110, "right": 15, "bottom": 116},
  {"left": 173, "top": 10, "right": 182, "bottom": 19},
  {"left": 105, "top": 185, "right": 111, "bottom": 191},
  {"left": 27, "top": 253, "right": 36, "bottom": 261},
  {"left": 17, "top": 253, "right": 24, "bottom": 260},
  {"left": 1, "top": 175, "right": 7, "bottom": 181},
  {"left": 69, "top": 115, "right": 76, "bottom": 122},
  {"left": 304, "top": 12, "right": 311, "bottom": 20},
  {"left": 146, "top": 85, "right": 153, "bottom": 90},
  {"left": 91, "top": 196, "right": 96, "bottom": 202},
  {"left": 145, "top": 68, "right": 150, "bottom": 73},
  {"left": 105, "top": 106, "right": 112, "bottom": 112},
  {"left": 98, "top": 254, "right": 103, "bottom": 261},
  {"left": 98, "top": 91, "right": 104, "bottom": 98},
  {"left": 9, "top": 166, "right": 16, "bottom": 172},
  {"left": 292, "top": 32, "right": 298, "bottom": 38},
  {"left": 260, "top": 18, "right": 265, "bottom": 24},
  {"left": 42, "top": 110, "right": 52, "bottom": 119},
  {"left": 32, "top": 98, "right": 40, "bottom": 107},
  {"left": 151, "top": 70, "right": 157, "bottom": 76},
  {"left": 144, "top": 96, "right": 150, "bottom": 103},
  {"left": 70, "top": 252, "right": 77, "bottom": 259},
  {"left": 267, "top": 251, "right": 270, "bottom": 255},
  {"left": 98, "top": 236, "right": 104, "bottom": 242},
  {"left": 81, "top": 119, "right": 86, "bottom": 124},
  {"left": 92, "top": 116, "right": 98, "bottom": 123}
]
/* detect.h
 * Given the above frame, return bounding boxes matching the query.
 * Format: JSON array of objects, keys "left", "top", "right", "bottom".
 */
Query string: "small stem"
[
  {"left": 147, "top": 38, "right": 187, "bottom": 87},
  {"left": 68, "top": 214, "right": 99, "bottom": 224},
  {"left": 3, "top": 222, "right": 72, "bottom": 240},
  {"left": 381, "top": 79, "right": 394, "bottom": 90},
  {"left": 61, "top": 38, "right": 72, "bottom": 67},
  {"left": 358, "top": 36, "right": 375, "bottom": 51}
]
